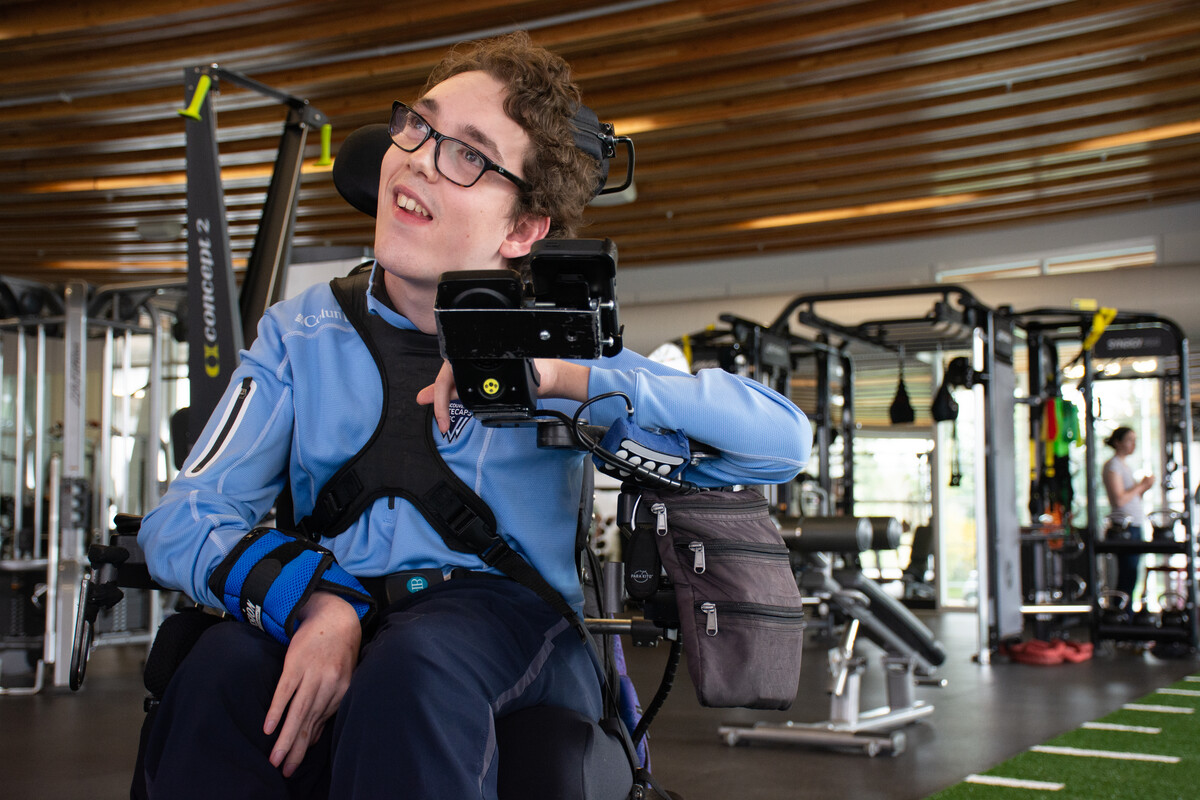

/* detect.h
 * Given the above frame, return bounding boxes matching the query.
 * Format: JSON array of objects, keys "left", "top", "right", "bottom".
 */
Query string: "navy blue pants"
[
  {"left": 142, "top": 577, "right": 602, "bottom": 799},
  {"left": 1113, "top": 525, "right": 1144, "bottom": 602}
]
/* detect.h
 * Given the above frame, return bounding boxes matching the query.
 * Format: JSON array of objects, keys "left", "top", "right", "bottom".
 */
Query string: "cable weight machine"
[
  {"left": 1013, "top": 307, "right": 1197, "bottom": 654},
  {"left": 766, "top": 285, "right": 1023, "bottom": 663}
]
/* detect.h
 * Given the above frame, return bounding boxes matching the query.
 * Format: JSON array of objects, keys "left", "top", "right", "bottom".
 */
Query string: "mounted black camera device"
[{"left": 435, "top": 237, "right": 622, "bottom": 426}]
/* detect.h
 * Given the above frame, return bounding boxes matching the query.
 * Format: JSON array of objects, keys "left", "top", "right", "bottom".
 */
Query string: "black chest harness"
[
  {"left": 295, "top": 267, "right": 581, "bottom": 630},
  {"left": 295, "top": 269, "right": 496, "bottom": 553}
]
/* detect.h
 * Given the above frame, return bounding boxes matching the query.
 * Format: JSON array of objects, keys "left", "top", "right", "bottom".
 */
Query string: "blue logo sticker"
[{"left": 407, "top": 576, "right": 429, "bottom": 593}]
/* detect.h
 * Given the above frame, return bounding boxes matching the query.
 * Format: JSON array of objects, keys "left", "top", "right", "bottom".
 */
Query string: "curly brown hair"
[{"left": 422, "top": 31, "right": 599, "bottom": 246}]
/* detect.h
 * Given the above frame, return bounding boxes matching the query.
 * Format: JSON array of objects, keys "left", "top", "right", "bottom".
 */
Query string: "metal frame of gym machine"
[
  {"left": 0, "top": 279, "right": 183, "bottom": 694},
  {"left": 178, "top": 63, "right": 332, "bottom": 450},
  {"left": 1014, "top": 307, "right": 1197, "bottom": 651},
  {"left": 678, "top": 314, "right": 947, "bottom": 756},
  {"left": 764, "top": 285, "right": 1024, "bottom": 664},
  {"left": 0, "top": 65, "right": 330, "bottom": 694}
]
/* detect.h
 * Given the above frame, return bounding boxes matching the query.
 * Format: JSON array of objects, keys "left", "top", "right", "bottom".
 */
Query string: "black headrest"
[
  {"left": 332, "top": 123, "right": 392, "bottom": 218},
  {"left": 332, "top": 104, "right": 619, "bottom": 217},
  {"left": 570, "top": 104, "right": 611, "bottom": 196}
]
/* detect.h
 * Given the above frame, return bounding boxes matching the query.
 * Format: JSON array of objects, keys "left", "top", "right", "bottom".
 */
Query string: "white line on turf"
[
  {"left": 1081, "top": 722, "right": 1160, "bottom": 734},
  {"left": 1184, "top": 676, "right": 1200, "bottom": 682},
  {"left": 1157, "top": 688, "right": 1200, "bottom": 697},
  {"left": 965, "top": 775, "right": 1064, "bottom": 791},
  {"left": 1123, "top": 703, "right": 1194, "bottom": 714},
  {"left": 1031, "top": 745, "right": 1179, "bottom": 763}
]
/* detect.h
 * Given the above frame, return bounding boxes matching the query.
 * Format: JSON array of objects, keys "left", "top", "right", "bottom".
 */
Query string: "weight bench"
[{"left": 719, "top": 516, "right": 946, "bottom": 757}]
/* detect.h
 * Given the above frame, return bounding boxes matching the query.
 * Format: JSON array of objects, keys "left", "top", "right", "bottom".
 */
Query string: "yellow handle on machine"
[
  {"left": 177, "top": 73, "right": 212, "bottom": 121},
  {"left": 1081, "top": 307, "right": 1117, "bottom": 351},
  {"left": 316, "top": 123, "right": 333, "bottom": 166}
]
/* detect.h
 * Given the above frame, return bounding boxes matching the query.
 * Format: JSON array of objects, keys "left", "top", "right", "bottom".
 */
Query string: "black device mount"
[{"left": 434, "top": 238, "right": 622, "bottom": 426}]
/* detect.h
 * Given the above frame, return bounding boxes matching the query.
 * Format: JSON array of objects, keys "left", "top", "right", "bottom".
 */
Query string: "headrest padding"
[
  {"left": 332, "top": 123, "right": 391, "bottom": 218},
  {"left": 570, "top": 104, "right": 611, "bottom": 194}
]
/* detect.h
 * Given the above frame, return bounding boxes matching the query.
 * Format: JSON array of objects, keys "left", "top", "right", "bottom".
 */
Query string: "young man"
[{"left": 138, "top": 31, "right": 810, "bottom": 799}]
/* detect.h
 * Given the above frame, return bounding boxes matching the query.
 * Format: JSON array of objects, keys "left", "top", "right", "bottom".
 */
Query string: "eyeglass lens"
[{"left": 391, "top": 106, "right": 490, "bottom": 188}]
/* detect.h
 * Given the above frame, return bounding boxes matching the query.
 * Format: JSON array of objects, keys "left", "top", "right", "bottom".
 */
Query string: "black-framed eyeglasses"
[{"left": 388, "top": 101, "right": 531, "bottom": 193}]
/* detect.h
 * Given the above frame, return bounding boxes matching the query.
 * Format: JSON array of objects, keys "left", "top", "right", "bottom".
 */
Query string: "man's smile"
[{"left": 395, "top": 191, "right": 431, "bottom": 219}]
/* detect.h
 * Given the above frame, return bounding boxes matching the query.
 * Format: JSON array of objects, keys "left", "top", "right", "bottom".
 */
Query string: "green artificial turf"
[{"left": 926, "top": 674, "right": 1200, "bottom": 800}]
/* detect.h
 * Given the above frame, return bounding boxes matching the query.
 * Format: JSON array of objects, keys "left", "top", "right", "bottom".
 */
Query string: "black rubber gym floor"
[{"left": 3, "top": 610, "right": 1197, "bottom": 799}]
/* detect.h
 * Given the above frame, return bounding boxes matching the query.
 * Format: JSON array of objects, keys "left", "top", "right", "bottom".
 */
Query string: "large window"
[{"left": 852, "top": 434, "right": 933, "bottom": 583}]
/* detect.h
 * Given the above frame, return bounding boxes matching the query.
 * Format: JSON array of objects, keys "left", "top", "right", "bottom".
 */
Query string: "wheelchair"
[
  {"left": 68, "top": 97, "right": 693, "bottom": 797},
  {"left": 71, "top": 434, "right": 686, "bottom": 800}
]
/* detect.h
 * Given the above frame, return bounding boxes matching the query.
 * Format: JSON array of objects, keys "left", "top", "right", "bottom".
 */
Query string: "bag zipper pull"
[
  {"left": 702, "top": 602, "right": 718, "bottom": 635},
  {"left": 652, "top": 503, "right": 668, "bottom": 535},
  {"left": 689, "top": 541, "right": 706, "bottom": 573}
]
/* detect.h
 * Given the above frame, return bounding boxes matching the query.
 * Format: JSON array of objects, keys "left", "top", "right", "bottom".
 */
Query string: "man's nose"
[{"left": 408, "top": 137, "right": 439, "bottom": 182}]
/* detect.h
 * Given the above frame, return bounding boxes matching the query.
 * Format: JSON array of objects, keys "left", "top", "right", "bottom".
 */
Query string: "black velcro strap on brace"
[
  {"left": 208, "top": 527, "right": 375, "bottom": 644},
  {"left": 238, "top": 538, "right": 308, "bottom": 607}
]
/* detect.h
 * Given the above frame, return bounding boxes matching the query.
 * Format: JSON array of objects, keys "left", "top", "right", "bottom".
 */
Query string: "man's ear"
[{"left": 499, "top": 214, "right": 551, "bottom": 260}]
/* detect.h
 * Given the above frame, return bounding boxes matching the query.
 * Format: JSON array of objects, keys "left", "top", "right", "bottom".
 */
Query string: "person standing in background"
[{"left": 1102, "top": 426, "right": 1154, "bottom": 603}]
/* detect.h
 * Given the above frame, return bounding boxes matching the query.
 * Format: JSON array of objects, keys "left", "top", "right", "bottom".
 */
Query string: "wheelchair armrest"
[
  {"left": 70, "top": 515, "right": 172, "bottom": 690},
  {"left": 87, "top": 514, "right": 166, "bottom": 591},
  {"left": 88, "top": 533, "right": 162, "bottom": 591}
]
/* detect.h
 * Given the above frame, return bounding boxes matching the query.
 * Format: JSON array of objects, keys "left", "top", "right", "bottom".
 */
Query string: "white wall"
[{"left": 616, "top": 199, "right": 1200, "bottom": 354}]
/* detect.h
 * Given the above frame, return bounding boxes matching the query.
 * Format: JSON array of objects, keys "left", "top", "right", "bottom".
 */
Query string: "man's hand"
[
  {"left": 264, "top": 591, "right": 361, "bottom": 777},
  {"left": 416, "top": 359, "right": 590, "bottom": 434},
  {"left": 415, "top": 361, "right": 461, "bottom": 435}
]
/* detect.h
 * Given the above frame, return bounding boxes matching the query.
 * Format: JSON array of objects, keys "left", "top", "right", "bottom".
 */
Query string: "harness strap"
[
  {"left": 296, "top": 268, "right": 588, "bottom": 640},
  {"left": 295, "top": 268, "right": 497, "bottom": 549},
  {"left": 291, "top": 268, "right": 625, "bottom": 744}
]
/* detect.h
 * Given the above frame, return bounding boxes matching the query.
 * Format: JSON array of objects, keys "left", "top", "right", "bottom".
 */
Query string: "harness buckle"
[{"left": 445, "top": 503, "right": 500, "bottom": 556}]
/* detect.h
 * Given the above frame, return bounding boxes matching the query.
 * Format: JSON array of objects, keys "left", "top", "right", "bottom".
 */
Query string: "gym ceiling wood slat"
[{"left": 0, "top": 0, "right": 1197, "bottom": 286}]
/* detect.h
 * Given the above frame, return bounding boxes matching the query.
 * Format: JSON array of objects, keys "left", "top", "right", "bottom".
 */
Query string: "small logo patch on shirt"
[{"left": 443, "top": 401, "right": 472, "bottom": 443}]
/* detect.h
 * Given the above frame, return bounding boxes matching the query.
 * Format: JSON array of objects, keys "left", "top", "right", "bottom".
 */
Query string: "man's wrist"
[
  {"left": 536, "top": 359, "right": 590, "bottom": 402},
  {"left": 299, "top": 590, "right": 361, "bottom": 628}
]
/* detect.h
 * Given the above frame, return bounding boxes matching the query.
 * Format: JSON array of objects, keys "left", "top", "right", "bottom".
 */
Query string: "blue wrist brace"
[{"left": 208, "top": 528, "right": 376, "bottom": 644}]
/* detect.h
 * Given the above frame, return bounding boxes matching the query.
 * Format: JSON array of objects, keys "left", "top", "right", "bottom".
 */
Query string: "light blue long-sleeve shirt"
[{"left": 140, "top": 264, "right": 811, "bottom": 612}]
